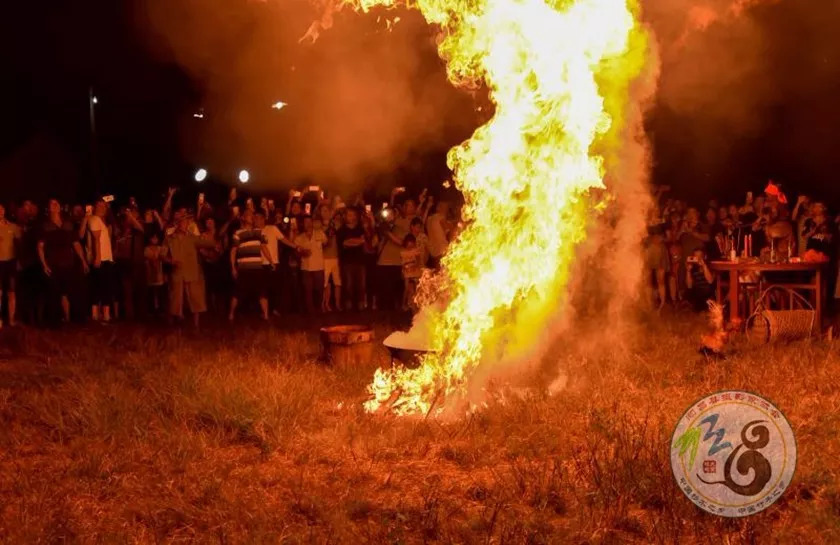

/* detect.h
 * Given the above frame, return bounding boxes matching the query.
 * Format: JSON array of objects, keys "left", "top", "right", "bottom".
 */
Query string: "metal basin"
[{"left": 383, "top": 339, "right": 436, "bottom": 369}]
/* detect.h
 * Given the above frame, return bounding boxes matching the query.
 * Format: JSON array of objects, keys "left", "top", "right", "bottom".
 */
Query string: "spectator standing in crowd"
[
  {"left": 801, "top": 202, "right": 834, "bottom": 257},
  {"left": 664, "top": 210, "right": 683, "bottom": 302},
  {"left": 400, "top": 234, "right": 422, "bottom": 311},
  {"left": 377, "top": 193, "right": 417, "bottom": 310},
  {"left": 84, "top": 200, "right": 116, "bottom": 323},
  {"left": 643, "top": 225, "right": 669, "bottom": 310},
  {"left": 114, "top": 207, "right": 146, "bottom": 320},
  {"left": 679, "top": 208, "right": 710, "bottom": 261},
  {"left": 744, "top": 195, "right": 768, "bottom": 256},
  {"left": 0, "top": 203, "right": 22, "bottom": 328},
  {"left": 792, "top": 195, "right": 812, "bottom": 256},
  {"left": 295, "top": 215, "right": 327, "bottom": 314},
  {"left": 362, "top": 208, "right": 380, "bottom": 310},
  {"left": 144, "top": 233, "right": 166, "bottom": 317},
  {"left": 409, "top": 217, "right": 429, "bottom": 267},
  {"left": 258, "top": 211, "right": 297, "bottom": 315},
  {"left": 764, "top": 203, "right": 794, "bottom": 259},
  {"left": 282, "top": 217, "right": 303, "bottom": 314},
  {"left": 18, "top": 201, "right": 43, "bottom": 325},
  {"left": 37, "top": 199, "right": 88, "bottom": 324},
  {"left": 426, "top": 200, "right": 451, "bottom": 269},
  {"left": 676, "top": 208, "right": 709, "bottom": 302},
  {"left": 199, "top": 217, "right": 228, "bottom": 313},
  {"left": 229, "top": 209, "right": 271, "bottom": 321},
  {"left": 164, "top": 213, "right": 215, "bottom": 327},
  {"left": 703, "top": 207, "right": 724, "bottom": 259},
  {"left": 319, "top": 204, "right": 342, "bottom": 312},
  {"left": 337, "top": 206, "right": 369, "bottom": 311}
]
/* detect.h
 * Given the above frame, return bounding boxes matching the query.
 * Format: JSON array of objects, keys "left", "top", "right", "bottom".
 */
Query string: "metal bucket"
[{"left": 319, "top": 325, "right": 375, "bottom": 368}]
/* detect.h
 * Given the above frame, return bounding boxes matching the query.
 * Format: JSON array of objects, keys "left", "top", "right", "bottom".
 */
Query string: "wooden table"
[{"left": 708, "top": 261, "right": 827, "bottom": 324}]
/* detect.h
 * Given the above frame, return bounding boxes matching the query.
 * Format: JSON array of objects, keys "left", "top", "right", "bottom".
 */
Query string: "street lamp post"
[{"left": 88, "top": 86, "right": 101, "bottom": 195}]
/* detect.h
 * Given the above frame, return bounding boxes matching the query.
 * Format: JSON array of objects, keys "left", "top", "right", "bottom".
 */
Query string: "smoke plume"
[{"left": 137, "top": 0, "right": 477, "bottom": 192}]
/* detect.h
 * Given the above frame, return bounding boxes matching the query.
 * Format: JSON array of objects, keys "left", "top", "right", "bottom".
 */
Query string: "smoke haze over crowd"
[
  {"left": 140, "top": 0, "right": 478, "bottom": 193},
  {"left": 1, "top": 0, "right": 838, "bottom": 202},
  {"left": 135, "top": 0, "right": 840, "bottom": 200}
]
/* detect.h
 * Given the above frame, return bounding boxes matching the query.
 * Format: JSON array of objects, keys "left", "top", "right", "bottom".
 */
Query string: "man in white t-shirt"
[
  {"left": 258, "top": 212, "right": 296, "bottom": 314},
  {"left": 84, "top": 200, "right": 116, "bottom": 322},
  {"left": 294, "top": 216, "right": 327, "bottom": 314}
]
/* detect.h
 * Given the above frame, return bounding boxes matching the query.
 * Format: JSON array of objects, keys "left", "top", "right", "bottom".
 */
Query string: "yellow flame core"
[{"left": 351, "top": 0, "right": 648, "bottom": 415}]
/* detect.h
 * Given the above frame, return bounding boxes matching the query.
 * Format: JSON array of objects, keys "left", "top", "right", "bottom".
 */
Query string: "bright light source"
[
  {"left": 271, "top": 101, "right": 287, "bottom": 110},
  {"left": 194, "top": 168, "right": 207, "bottom": 182},
  {"left": 193, "top": 112, "right": 204, "bottom": 119},
  {"left": 92, "top": 96, "right": 99, "bottom": 105},
  {"left": 238, "top": 170, "right": 250, "bottom": 184}
]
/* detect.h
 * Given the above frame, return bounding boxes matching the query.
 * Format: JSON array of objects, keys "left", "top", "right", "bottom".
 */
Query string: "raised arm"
[
  {"left": 162, "top": 187, "right": 177, "bottom": 222},
  {"left": 78, "top": 215, "right": 89, "bottom": 240},
  {"left": 699, "top": 259, "right": 714, "bottom": 284},
  {"left": 126, "top": 212, "right": 144, "bottom": 233}
]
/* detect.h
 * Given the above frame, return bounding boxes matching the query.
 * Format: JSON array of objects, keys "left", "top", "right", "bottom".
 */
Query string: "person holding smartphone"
[
  {"left": 318, "top": 204, "right": 342, "bottom": 311},
  {"left": 684, "top": 248, "right": 715, "bottom": 311},
  {"left": 259, "top": 211, "right": 297, "bottom": 316},
  {"left": 376, "top": 195, "right": 418, "bottom": 310},
  {"left": 86, "top": 200, "right": 116, "bottom": 322},
  {"left": 293, "top": 215, "right": 328, "bottom": 315}
]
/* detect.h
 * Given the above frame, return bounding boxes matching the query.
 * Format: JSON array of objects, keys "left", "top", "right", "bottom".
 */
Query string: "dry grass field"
[{"left": 0, "top": 312, "right": 838, "bottom": 544}]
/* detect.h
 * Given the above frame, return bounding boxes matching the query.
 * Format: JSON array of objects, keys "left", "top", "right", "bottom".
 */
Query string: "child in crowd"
[
  {"left": 400, "top": 234, "right": 422, "bottom": 311},
  {"left": 144, "top": 233, "right": 166, "bottom": 316},
  {"left": 409, "top": 217, "right": 429, "bottom": 268}
]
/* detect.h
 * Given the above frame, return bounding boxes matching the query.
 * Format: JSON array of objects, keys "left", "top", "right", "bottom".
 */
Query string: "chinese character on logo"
[{"left": 703, "top": 460, "right": 717, "bottom": 474}]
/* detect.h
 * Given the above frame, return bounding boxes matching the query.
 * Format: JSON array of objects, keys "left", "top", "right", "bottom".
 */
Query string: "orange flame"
[{"left": 315, "top": 0, "right": 653, "bottom": 415}]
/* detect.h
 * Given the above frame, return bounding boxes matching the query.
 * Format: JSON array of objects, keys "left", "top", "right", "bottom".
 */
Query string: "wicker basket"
[{"left": 746, "top": 286, "right": 815, "bottom": 343}]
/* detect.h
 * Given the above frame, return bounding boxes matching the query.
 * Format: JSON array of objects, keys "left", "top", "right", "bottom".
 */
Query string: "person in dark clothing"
[
  {"left": 37, "top": 199, "right": 88, "bottom": 323},
  {"left": 684, "top": 248, "right": 715, "bottom": 312},
  {"left": 337, "top": 207, "right": 368, "bottom": 311},
  {"left": 801, "top": 202, "right": 835, "bottom": 257},
  {"left": 703, "top": 207, "right": 725, "bottom": 260},
  {"left": 17, "top": 201, "right": 44, "bottom": 325},
  {"left": 114, "top": 208, "right": 147, "bottom": 320}
]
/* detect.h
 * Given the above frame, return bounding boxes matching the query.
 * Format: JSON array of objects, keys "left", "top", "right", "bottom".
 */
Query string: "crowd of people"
[
  {"left": 1, "top": 180, "right": 838, "bottom": 330},
  {"left": 644, "top": 182, "right": 838, "bottom": 312},
  {"left": 0, "top": 186, "right": 457, "bottom": 329}
]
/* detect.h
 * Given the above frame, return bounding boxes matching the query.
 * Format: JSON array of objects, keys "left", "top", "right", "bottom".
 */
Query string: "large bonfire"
[{"left": 313, "top": 0, "right": 653, "bottom": 415}]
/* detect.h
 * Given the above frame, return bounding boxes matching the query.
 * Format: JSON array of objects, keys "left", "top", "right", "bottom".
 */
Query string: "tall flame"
[{"left": 326, "top": 0, "right": 651, "bottom": 415}]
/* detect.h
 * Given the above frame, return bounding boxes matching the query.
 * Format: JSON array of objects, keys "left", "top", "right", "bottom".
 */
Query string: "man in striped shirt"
[{"left": 229, "top": 209, "right": 271, "bottom": 321}]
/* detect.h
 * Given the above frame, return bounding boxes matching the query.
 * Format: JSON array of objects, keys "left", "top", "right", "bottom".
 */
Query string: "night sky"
[{"left": 1, "top": 0, "right": 838, "bottom": 207}]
